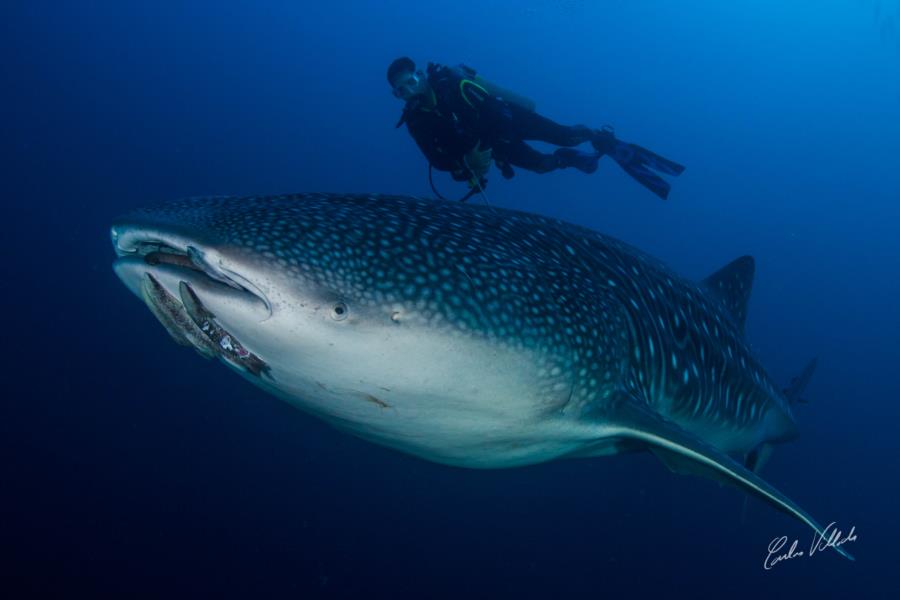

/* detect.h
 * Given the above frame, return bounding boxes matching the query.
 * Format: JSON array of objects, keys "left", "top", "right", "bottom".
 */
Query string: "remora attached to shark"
[{"left": 111, "top": 193, "right": 852, "bottom": 560}]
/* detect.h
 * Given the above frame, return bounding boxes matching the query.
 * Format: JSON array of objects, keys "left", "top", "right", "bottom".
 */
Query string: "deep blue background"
[{"left": 4, "top": 1, "right": 899, "bottom": 597}]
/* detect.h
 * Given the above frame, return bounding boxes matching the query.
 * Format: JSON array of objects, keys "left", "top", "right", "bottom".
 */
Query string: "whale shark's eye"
[{"left": 331, "top": 302, "right": 349, "bottom": 321}]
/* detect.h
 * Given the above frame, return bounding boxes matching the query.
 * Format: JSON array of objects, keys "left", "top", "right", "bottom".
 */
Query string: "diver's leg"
[
  {"left": 505, "top": 140, "right": 598, "bottom": 174},
  {"left": 504, "top": 140, "right": 562, "bottom": 173},
  {"left": 512, "top": 107, "right": 594, "bottom": 147}
]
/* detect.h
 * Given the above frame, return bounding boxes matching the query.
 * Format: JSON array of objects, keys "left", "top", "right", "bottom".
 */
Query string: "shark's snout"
[{"left": 111, "top": 224, "right": 272, "bottom": 376}]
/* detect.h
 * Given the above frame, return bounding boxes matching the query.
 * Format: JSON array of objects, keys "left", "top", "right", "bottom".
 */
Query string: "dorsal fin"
[{"left": 702, "top": 256, "right": 755, "bottom": 332}]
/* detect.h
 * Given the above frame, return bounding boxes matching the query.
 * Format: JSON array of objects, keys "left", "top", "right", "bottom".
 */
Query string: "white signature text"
[{"left": 764, "top": 522, "right": 857, "bottom": 570}]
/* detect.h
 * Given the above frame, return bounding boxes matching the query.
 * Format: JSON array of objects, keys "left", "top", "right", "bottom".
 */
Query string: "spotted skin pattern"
[
  {"left": 114, "top": 193, "right": 862, "bottom": 562},
  {"left": 119, "top": 193, "right": 795, "bottom": 454}
]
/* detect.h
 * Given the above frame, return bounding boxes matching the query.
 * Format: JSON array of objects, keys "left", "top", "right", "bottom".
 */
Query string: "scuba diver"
[{"left": 388, "top": 57, "right": 685, "bottom": 200}]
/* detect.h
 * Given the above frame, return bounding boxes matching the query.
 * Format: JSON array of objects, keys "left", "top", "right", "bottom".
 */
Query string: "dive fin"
[
  {"left": 612, "top": 401, "right": 854, "bottom": 560},
  {"left": 630, "top": 143, "right": 686, "bottom": 176},
  {"left": 554, "top": 148, "right": 600, "bottom": 174},
  {"left": 609, "top": 141, "right": 685, "bottom": 200}
]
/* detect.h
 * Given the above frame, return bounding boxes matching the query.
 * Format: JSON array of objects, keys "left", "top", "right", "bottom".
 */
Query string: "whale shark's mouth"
[
  {"left": 140, "top": 272, "right": 269, "bottom": 376},
  {"left": 114, "top": 238, "right": 270, "bottom": 377},
  {"left": 116, "top": 238, "right": 267, "bottom": 298}
]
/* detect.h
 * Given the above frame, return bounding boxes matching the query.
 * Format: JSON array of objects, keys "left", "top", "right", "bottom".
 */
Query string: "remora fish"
[{"left": 111, "top": 193, "right": 851, "bottom": 560}]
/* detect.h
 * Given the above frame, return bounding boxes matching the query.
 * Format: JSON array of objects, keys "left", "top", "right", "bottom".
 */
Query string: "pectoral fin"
[{"left": 611, "top": 401, "right": 854, "bottom": 561}]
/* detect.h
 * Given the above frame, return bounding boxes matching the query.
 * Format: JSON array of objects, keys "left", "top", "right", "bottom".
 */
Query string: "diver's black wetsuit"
[
  {"left": 494, "top": 104, "right": 596, "bottom": 175},
  {"left": 398, "top": 63, "right": 596, "bottom": 181}
]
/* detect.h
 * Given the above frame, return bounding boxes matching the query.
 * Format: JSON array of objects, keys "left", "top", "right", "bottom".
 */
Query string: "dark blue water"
[{"left": 5, "top": 1, "right": 899, "bottom": 597}]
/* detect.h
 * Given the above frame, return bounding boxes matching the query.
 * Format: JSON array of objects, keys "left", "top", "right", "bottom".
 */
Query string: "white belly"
[{"left": 234, "top": 322, "right": 589, "bottom": 468}]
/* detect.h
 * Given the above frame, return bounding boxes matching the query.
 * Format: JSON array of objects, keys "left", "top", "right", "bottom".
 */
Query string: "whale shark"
[{"left": 110, "top": 193, "right": 851, "bottom": 560}]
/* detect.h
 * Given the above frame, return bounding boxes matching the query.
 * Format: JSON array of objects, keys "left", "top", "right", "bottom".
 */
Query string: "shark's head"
[
  {"left": 112, "top": 195, "right": 576, "bottom": 465},
  {"left": 111, "top": 195, "right": 426, "bottom": 389}
]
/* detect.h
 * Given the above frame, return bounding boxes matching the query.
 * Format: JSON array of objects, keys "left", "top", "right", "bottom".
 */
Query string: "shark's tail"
[{"left": 784, "top": 357, "right": 818, "bottom": 405}]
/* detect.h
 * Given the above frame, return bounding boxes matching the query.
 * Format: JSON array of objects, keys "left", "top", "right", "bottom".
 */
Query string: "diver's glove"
[
  {"left": 466, "top": 175, "right": 488, "bottom": 191},
  {"left": 463, "top": 141, "right": 492, "bottom": 180}
]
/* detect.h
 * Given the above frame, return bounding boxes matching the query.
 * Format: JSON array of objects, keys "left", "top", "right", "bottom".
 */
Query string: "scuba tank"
[{"left": 454, "top": 64, "right": 537, "bottom": 112}]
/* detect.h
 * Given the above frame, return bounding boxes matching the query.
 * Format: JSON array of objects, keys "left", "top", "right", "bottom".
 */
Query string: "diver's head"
[{"left": 388, "top": 57, "right": 426, "bottom": 101}]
